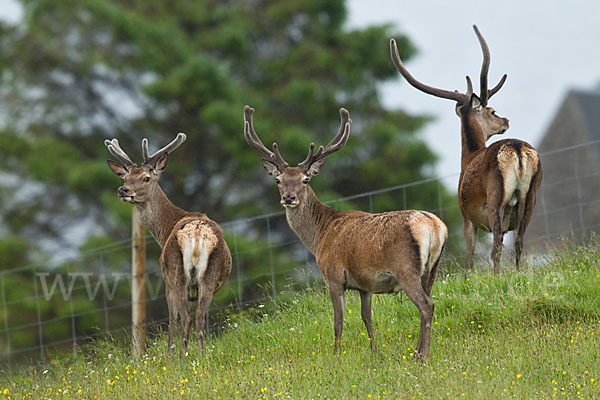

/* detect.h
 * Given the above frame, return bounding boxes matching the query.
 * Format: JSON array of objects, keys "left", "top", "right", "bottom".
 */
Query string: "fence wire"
[{"left": 0, "top": 139, "right": 599, "bottom": 365}]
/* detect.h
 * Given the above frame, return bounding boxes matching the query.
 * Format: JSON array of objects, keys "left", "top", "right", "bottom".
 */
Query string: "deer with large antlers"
[
  {"left": 390, "top": 25, "right": 542, "bottom": 273},
  {"left": 244, "top": 106, "right": 447, "bottom": 359},
  {"left": 105, "top": 134, "right": 232, "bottom": 358}
]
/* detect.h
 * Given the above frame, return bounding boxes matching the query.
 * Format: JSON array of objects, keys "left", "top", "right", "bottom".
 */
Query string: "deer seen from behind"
[
  {"left": 105, "top": 134, "right": 232, "bottom": 358},
  {"left": 243, "top": 105, "right": 447, "bottom": 360},
  {"left": 390, "top": 25, "right": 542, "bottom": 273}
]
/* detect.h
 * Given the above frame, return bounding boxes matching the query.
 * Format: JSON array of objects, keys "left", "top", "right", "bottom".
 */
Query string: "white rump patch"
[
  {"left": 497, "top": 145, "right": 538, "bottom": 205},
  {"left": 418, "top": 227, "right": 431, "bottom": 274},
  {"left": 409, "top": 212, "right": 447, "bottom": 275},
  {"left": 409, "top": 213, "right": 432, "bottom": 274},
  {"left": 177, "top": 221, "right": 219, "bottom": 284}
]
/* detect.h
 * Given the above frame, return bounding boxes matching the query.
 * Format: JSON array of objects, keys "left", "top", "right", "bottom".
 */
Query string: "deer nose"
[
  {"left": 118, "top": 186, "right": 129, "bottom": 196},
  {"left": 283, "top": 193, "right": 296, "bottom": 204}
]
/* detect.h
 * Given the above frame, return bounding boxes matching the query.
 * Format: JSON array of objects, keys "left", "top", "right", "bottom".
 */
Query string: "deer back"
[{"left": 314, "top": 210, "right": 447, "bottom": 291}]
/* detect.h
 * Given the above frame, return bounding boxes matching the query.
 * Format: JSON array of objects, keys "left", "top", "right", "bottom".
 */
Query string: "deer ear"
[
  {"left": 470, "top": 93, "right": 482, "bottom": 110},
  {"left": 154, "top": 153, "right": 168, "bottom": 174},
  {"left": 107, "top": 160, "right": 129, "bottom": 177},
  {"left": 306, "top": 159, "right": 324, "bottom": 176},
  {"left": 262, "top": 159, "right": 282, "bottom": 177}
]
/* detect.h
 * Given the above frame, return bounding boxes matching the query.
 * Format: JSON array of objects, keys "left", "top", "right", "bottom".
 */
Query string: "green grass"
[{"left": 2, "top": 241, "right": 600, "bottom": 399}]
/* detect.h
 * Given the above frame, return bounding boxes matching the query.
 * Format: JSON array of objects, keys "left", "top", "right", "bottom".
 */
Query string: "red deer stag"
[
  {"left": 243, "top": 106, "right": 447, "bottom": 359},
  {"left": 390, "top": 25, "right": 542, "bottom": 273},
  {"left": 105, "top": 133, "right": 232, "bottom": 358}
]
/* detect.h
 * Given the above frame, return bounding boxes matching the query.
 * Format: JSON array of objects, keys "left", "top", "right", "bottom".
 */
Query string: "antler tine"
[
  {"left": 299, "top": 108, "right": 351, "bottom": 171},
  {"left": 472, "top": 25, "right": 491, "bottom": 106},
  {"left": 104, "top": 138, "right": 134, "bottom": 166},
  {"left": 390, "top": 38, "right": 469, "bottom": 104},
  {"left": 465, "top": 76, "right": 474, "bottom": 96},
  {"left": 488, "top": 73, "right": 507, "bottom": 99},
  {"left": 298, "top": 143, "right": 316, "bottom": 169},
  {"left": 243, "top": 106, "right": 274, "bottom": 160},
  {"left": 320, "top": 108, "right": 351, "bottom": 157},
  {"left": 316, "top": 123, "right": 350, "bottom": 159},
  {"left": 270, "top": 143, "right": 289, "bottom": 168},
  {"left": 243, "top": 105, "right": 289, "bottom": 169},
  {"left": 143, "top": 133, "right": 187, "bottom": 166},
  {"left": 473, "top": 24, "right": 507, "bottom": 105}
]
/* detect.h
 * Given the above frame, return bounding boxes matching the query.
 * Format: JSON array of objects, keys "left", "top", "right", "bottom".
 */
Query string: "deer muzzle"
[
  {"left": 281, "top": 193, "right": 298, "bottom": 208},
  {"left": 118, "top": 186, "right": 135, "bottom": 202},
  {"left": 499, "top": 118, "right": 509, "bottom": 134}
]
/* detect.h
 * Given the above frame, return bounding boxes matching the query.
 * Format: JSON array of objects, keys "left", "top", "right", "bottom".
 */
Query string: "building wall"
[{"left": 525, "top": 91, "right": 600, "bottom": 250}]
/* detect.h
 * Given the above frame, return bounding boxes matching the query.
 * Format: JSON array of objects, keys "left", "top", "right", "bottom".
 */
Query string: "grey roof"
[{"left": 570, "top": 89, "right": 600, "bottom": 140}]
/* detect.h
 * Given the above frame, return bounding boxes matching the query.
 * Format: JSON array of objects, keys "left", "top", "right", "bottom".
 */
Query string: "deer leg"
[
  {"left": 424, "top": 246, "right": 444, "bottom": 297},
  {"left": 395, "top": 274, "right": 434, "bottom": 360},
  {"left": 165, "top": 286, "right": 178, "bottom": 357},
  {"left": 463, "top": 220, "right": 477, "bottom": 270},
  {"left": 411, "top": 279, "right": 426, "bottom": 356},
  {"left": 359, "top": 290, "right": 377, "bottom": 354},
  {"left": 515, "top": 172, "right": 541, "bottom": 270},
  {"left": 514, "top": 234, "right": 523, "bottom": 271},
  {"left": 328, "top": 284, "right": 345, "bottom": 355},
  {"left": 195, "top": 281, "right": 215, "bottom": 357},
  {"left": 514, "top": 197, "right": 528, "bottom": 271},
  {"left": 416, "top": 248, "right": 444, "bottom": 352},
  {"left": 490, "top": 227, "right": 504, "bottom": 274},
  {"left": 176, "top": 286, "right": 192, "bottom": 361},
  {"left": 410, "top": 288, "right": 434, "bottom": 360},
  {"left": 488, "top": 197, "right": 506, "bottom": 274}
]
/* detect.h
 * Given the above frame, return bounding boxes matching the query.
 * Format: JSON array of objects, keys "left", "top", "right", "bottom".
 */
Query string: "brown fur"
[
  {"left": 107, "top": 154, "right": 232, "bottom": 359},
  {"left": 246, "top": 106, "right": 448, "bottom": 359},
  {"left": 267, "top": 167, "right": 446, "bottom": 359},
  {"left": 390, "top": 26, "right": 542, "bottom": 273},
  {"left": 457, "top": 105, "right": 542, "bottom": 273}
]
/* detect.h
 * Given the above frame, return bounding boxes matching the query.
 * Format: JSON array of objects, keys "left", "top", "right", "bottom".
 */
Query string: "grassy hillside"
[{"left": 2, "top": 240, "right": 600, "bottom": 399}]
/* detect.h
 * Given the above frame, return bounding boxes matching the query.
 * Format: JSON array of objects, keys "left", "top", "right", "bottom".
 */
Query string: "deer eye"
[
  {"left": 143, "top": 176, "right": 151, "bottom": 183},
  {"left": 275, "top": 178, "right": 281, "bottom": 184},
  {"left": 302, "top": 177, "right": 310, "bottom": 185}
]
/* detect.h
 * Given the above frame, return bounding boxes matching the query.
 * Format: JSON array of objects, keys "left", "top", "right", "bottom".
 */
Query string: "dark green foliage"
[
  {"left": 0, "top": 0, "right": 447, "bottom": 236},
  {"left": 0, "top": 0, "right": 463, "bottom": 360},
  {"left": 0, "top": 235, "right": 29, "bottom": 268},
  {"left": 0, "top": 0, "right": 463, "bottom": 261}
]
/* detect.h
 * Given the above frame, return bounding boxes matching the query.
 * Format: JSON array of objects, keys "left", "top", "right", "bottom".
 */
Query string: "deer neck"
[
  {"left": 459, "top": 108, "right": 487, "bottom": 170},
  {"left": 134, "top": 186, "right": 186, "bottom": 247},
  {"left": 284, "top": 186, "right": 336, "bottom": 254}
]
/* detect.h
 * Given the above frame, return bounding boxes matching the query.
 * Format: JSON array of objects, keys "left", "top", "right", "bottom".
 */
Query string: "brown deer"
[
  {"left": 244, "top": 106, "right": 447, "bottom": 359},
  {"left": 105, "top": 133, "right": 232, "bottom": 358},
  {"left": 390, "top": 25, "right": 542, "bottom": 273}
]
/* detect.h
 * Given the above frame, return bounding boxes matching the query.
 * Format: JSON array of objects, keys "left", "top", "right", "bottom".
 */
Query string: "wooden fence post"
[{"left": 132, "top": 207, "right": 146, "bottom": 358}]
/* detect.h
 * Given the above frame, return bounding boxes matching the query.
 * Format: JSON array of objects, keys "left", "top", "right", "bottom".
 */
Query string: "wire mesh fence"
[{"left": 1, "top": 139, "right": 599, "bottom": 365}]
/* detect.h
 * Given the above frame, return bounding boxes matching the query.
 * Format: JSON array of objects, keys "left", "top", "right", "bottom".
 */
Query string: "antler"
[
  {"left": 243, "top": 105, "right": 289, "bottom": 169},
  {"left": 104, "top": 138, "right": 135, "bottom": 166},
  {"left": 390, "top": 39, "right": 470, "bottom": 104},
  {"left": 142, "top": 132, "right": 187, "bottom": 166},
  {"left": 390, "top": 26, "right": 508, "bottom": 106},
  {"left": 472, "top": 24, "right": 507, "bottom": 106},
  {"left": 298, "top": 108, "right": 351, "bottom": 171}
]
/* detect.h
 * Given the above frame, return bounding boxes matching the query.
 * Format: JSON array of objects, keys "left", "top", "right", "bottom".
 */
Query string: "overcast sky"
[
  {"left": 347, "top": 0, "right": 600, "bottom": 188},
  {"left": 1, "top": 1, "right": 599, "bottom": 189}
]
